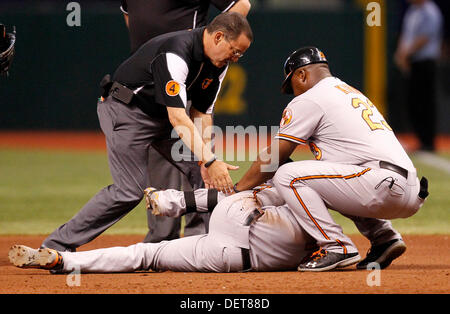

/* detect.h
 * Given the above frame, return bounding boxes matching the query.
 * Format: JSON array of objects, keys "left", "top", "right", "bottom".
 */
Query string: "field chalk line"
[{"left": 413, "top": 151, "right": 450, "bottom": 175}]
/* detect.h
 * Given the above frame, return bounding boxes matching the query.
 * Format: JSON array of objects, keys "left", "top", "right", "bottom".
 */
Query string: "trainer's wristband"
[
  {"left": 204, "top": 155, "right": 217, "bottom": 168},
  {"left": 233, "top": 183, "right": 241, "bottom": 193}
]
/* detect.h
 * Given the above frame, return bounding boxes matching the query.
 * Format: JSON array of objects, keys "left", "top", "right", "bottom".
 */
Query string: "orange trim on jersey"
[
  {"left": 288, "top": 167, "right": 372, "bottom": 253},
  {"left": 276, "top": 133, "right": 307, "bottom": 144},
  {"left": 252, "top": 184, "right": 272, "bottom": 199}
]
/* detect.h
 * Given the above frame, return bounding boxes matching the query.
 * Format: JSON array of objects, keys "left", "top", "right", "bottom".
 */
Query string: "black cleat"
[
  {"left": 356, "top": 238, "right": 406, "bottom": 269},
  {"left": 298, "top": 249, "right": 360, "bottom": 272}
]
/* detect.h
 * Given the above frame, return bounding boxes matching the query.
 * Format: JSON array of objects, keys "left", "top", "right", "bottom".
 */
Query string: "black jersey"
[
  {"left": 121, "top": 0, "right": 239, "bottom": 52},
  {"left": 113, "top": 27, "right": 228, "bottom": 119}
]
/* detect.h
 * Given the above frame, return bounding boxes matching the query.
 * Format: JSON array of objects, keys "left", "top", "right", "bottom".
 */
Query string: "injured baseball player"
[{"left": 9, "top": 183, "right": 320, "bottom": 273}]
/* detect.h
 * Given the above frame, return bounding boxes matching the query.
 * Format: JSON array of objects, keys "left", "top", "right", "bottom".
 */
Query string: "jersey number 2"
[{"left": 351, "top": 98, "right": 392, "bottom": 131}]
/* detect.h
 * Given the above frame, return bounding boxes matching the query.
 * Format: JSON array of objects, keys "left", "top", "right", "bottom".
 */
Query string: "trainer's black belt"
[
  {"left": 379, "top": 161, "right": 408, "bottom": 179},
  {"left": 100, "top": 75, "right": 134, "bottom": 104},
  {"left": 109, "top": 81, "right": 134, "bottom": 104}
]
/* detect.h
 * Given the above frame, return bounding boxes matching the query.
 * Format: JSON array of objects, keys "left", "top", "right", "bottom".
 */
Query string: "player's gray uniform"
[
  {"left": 273, "top": 77, "right": 425, "bottom": 254},
  {"left": 58, "top": 186, "right": 315, "bottom": 273}
]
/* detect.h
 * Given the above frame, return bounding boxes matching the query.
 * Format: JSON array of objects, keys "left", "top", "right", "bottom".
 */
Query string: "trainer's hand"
[{"left": 206, "top": 160, "right": 239, "bottom": 193}]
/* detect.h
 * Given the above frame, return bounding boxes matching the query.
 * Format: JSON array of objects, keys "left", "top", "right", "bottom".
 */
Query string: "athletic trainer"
[{"left": 41, "top": 12, "right": 253, "bottom": 252}]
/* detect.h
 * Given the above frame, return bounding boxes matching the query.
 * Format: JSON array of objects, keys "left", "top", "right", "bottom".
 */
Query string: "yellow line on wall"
[{"left": 357, "top": 0, "right": 387, "bottom": 116}]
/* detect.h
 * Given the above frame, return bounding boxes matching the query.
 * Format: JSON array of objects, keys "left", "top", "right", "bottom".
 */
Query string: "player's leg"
[
  {"left": 57, "top": 235, "right": 211, "bottom": 273},
  {"left": 347, "top": 216, "right": 401, "bottom": 246},
  {"left": 146, "top": 186, "right": 225, "bottom": 217},
  {"left": 346, "top": 215, "right": 406, "bottom": 269},
  {"left": 416, "top": 60, "right": 437, "bottom": 151},
  {"left": 273, "top": 160, "right": 362, "bottom": 271},
  {"left": 42, "top": 97, "right": 167, "bottom": 251},
  {"left": 273, "top": 161, "right": 359, "bottom": 253},
  {"left": 37, "top": 234, "right": 241, "bottom": 273},
  {"left": 408, "top": 60, "right": 436, "bottom": 151}
]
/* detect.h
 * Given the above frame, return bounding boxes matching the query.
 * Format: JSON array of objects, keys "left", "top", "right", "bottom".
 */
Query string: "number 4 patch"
[{"left": 165, "top": 80, "right": 180, "bottom": 96}]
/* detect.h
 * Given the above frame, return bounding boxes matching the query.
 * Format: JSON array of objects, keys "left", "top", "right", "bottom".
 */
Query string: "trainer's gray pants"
[{"left": 42, "top": 97, "right": 207, "bottom": 251}]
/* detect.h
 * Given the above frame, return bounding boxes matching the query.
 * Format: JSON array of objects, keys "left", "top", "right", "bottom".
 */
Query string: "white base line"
[{"left": 413, "top": 151, "right": 450, "bottom": 175}]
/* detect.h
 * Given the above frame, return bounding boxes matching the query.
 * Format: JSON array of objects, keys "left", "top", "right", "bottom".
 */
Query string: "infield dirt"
[{"left": 1, "top": 234, "right": 448, "bottom": 294}]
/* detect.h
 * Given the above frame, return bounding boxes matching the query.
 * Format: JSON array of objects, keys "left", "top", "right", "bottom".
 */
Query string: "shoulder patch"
[
  {"left": 280, "top": 108, "right": 293, "bottom": 127},
  {"left": 165, "top": 80, "right": 180, "bottom": 96}
]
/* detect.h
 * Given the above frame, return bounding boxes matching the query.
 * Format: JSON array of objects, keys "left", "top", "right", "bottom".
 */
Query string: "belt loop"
[{"left": 241, "top": 248, "right": 252, "bottom": 272}]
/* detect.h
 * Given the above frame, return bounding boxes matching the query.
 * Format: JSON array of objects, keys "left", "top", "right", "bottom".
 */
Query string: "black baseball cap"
[{"left": 281, "top": 47, "right": 328, "bottom": 94}]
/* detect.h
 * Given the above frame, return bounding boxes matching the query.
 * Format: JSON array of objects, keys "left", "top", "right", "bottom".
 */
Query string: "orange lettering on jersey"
[
  {"left": 280, "top": 108, "right": 293, "bottom": 127},
  {"left": 201, "top": 78, "right": 213, "bottom": 89},
  {"left": 165, "top": 80, "right": 180, "bottom": 96}
]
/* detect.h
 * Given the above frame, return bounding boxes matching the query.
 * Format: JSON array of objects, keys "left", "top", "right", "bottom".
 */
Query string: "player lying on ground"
[{"left": 9, "top": 183, "right": 327, "bottom": 273}]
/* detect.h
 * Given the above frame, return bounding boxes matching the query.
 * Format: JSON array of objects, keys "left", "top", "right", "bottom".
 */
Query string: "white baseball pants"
[{"left": 273, "top": 160, "right": 424, "bottom": 254}]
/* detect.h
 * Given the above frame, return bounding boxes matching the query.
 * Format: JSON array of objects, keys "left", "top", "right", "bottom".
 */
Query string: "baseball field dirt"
[{"left": 1, "top": 234, "right": 449, "bottom": 294}]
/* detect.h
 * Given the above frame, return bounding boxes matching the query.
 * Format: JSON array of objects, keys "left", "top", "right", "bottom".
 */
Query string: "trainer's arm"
[
  {"left": 235, "top": 139, "right": 297, "bottom": 191},
  {"left": 190, "top": 107, "right": 215, "bottom": 188},
  {"left": 190, "top": 107, "right": 213, "bottom": 152},
  {"left": 167, "top": 107, "right": 237, "bottom": 193}
]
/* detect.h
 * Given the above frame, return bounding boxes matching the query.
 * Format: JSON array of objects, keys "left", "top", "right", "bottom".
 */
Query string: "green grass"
[{"left": 0, "top": 149, "right": 448, "bottom": 235}]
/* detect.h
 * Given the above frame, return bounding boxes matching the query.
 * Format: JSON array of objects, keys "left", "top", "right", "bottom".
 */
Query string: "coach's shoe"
[
  {"left": 144, "top": 187, "right": 161, "bottom": 215},
  {"left": 8, "top": 245, "right": 63, "bottom": 270},
  {"left": 356, "top": 239, "right": 407, "bottom": 270},
  {"left": 298, "top": 249, "right": 360, "bottom": 272}
]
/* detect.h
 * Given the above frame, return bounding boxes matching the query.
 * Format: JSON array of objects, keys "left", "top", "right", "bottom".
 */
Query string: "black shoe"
[
  {"left": 298, "top": 249, "right": 360, "bottom": 272},
  {"left": 356, "top": 239, "right": 406, "bottom": 270}
]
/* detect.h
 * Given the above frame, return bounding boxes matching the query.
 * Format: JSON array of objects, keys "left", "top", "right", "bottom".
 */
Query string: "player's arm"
[
  {"left": 395, "top": 35, "right": 429, "bottom": 72},
  {"left": 235, "top": 98, "right": 320, "bottom": 192},
  {"left": 235, "top": 139, "right": 297, "bottom": 191}
]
